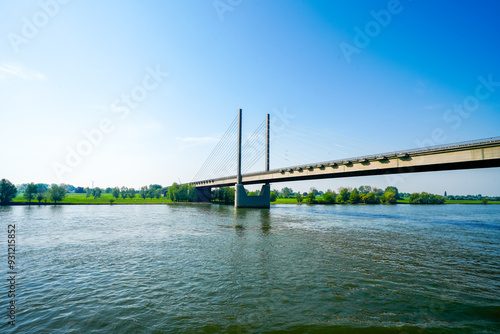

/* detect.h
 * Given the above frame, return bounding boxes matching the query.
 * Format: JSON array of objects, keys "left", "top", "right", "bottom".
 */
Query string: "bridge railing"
[
  {"left": 249, "top": 136, "right": 500, "bottom": 176},
  {"left": 344, "top": 136, "right": 500, "bottom": 161}
]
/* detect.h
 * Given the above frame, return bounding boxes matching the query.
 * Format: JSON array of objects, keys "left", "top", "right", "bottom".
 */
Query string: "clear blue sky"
[{"left": 1, "top": 0, "right": 499, "bottom": 195}]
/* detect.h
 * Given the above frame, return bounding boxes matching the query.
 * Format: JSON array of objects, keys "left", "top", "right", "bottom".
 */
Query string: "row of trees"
[
  {"left": 205, "top": 185, "right": 401, "bottom": 205},
  {"left": 82, "top": 185, "right": 164, "bottom": 200},
  {"left": 0, "top": 179, "right": 68, "bottom": 205},
  {"left": 15, "top": 183, "right": 164, "bottom": 195},
  {"left": 19, "top": 183, "right": 64, "bottom": 204},
  {"left": 22, "top": 183, "right": 67, "bottom": 204},
  {"left": 152, "top": 183, "right": 235, "bottom": 204},
  {"left": 0, "top": 178, "right": 169, "bottom": 205},
  {"left": 161, "top": 184, "right": 455, "bottom": 206},
  {"left": 446, "top": 194, "right": 500, "bottom": 201},
  {"left": 16, "top": 183, "right": 74, "bottom": 194},
  {"left": 270, "top": 185, "right": 500, "bottom": 201},
  {"left": 292, "top": 186, "right": 400, "bottom": 205},
  {"left": 212, "top": 187, "right": 235, "bottom": 204},
  {"left": 268, "top": 186, "right": 447, "bottom": 205},
  {"left": 1, "top": 178, "right": 493, "bottom": 206},
  {"left": 272, "top": 185, "right": 400, "bottom": 199},
  {"left": 166, "top": 183, "right": 197, "bottom": 202}
]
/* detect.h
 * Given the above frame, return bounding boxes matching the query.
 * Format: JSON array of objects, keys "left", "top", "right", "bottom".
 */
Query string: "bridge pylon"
[{"left": 234, "top": 109, "right": 271, "bottom": 209}]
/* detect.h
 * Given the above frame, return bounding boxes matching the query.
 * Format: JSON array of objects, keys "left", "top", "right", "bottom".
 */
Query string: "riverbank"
[
  {"left": 272, "top": 198, "right": 500, "bottom": 205},
  {"left": 10, "top": 193, "right": 174, "bottom": 205},
  {"left": 6, "top": 202, "right": 197, "bottom": 206},
  {"left": 7, "top": 197, "right": 500, "bottom": 206}
]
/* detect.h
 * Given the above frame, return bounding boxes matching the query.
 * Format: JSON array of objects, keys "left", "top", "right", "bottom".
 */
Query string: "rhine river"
[{"left": 1, "top": 204, "right": 499, "bottom": 333}]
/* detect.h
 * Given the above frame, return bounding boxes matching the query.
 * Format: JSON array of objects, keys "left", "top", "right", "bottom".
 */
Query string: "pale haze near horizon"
[{"left": 1, "top": 0, "right": 499, "bottom": 196}]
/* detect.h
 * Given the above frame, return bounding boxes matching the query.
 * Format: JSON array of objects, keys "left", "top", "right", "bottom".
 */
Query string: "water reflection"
[
  {"left": 233, "top": 208, "right": 248, "bottom": 237},
  {"left": 0, "top": 206, "right": 13, "bottom": 214},
  {"left": 23, "top": 205, "right": 34, "bottom": 212},
  {"left": 50, "top": 205, "right": 63, "bottom": 213},
  {"left": 260, "top": 210, "right": 271, "bottom": 235},
  {"left": 230, "top": 207, "right": 273, "bottom": 237}
]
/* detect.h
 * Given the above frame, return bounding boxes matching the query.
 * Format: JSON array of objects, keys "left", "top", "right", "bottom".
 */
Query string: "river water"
[{"left": 1, "top": 204, "right": 499, "bottom": 333}]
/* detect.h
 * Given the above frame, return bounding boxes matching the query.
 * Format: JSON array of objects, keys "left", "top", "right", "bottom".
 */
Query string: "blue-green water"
[{"left": 1, "top": 204, "right": 499, "bottom": 333}]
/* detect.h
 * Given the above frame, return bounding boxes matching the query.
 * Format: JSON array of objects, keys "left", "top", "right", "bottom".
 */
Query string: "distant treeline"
[
  {"left": 446, "top": 194, "right": 500, "bottom": 201},
  {"left": 0, "top": 179, "right": 167, "bottom": 205},
  {"left": 14, "top": 183, "right": 164, "bottom": 196},
  {"left": 0, "top": 179, "right": 68, "bottom": 205},
  {"left": 271, "top": 185, "right": 498, "bottom": 205},
  {"left": 286, "top": 186, "right": 401, "bottom": 204},
  {"left": 2, "top": 179, "right": 496, "bottom": 206},
  {"left": 265, "top": 185, "right": 440, "bottom": 204},
  {"left": 202, "top": 185, "right": 448, "bottom": 205}
]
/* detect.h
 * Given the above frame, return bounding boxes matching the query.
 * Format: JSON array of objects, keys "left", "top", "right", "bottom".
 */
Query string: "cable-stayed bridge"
[{"left": 184, "top": 109, "right": 500, "bottom": 208}]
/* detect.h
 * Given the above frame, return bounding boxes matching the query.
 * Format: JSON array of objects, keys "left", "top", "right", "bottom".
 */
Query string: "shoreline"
[
  {"left": 3, "top": 201, "right": 211, "bottom": 206},
  {"left": 2, "top": 201, "right": 498, "bottom": 206}
]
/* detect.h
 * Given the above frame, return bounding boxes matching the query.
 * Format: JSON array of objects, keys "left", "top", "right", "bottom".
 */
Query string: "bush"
[
  {"left": 322, "top": 192, "right": 336, "bottom": 204},
  {"left": 382, "top": 189, "right": 397, "bottom": 204},
  {"left": 361, "top": 193, "right": 380, "bottom": 204},
  {"left": 409, "top": 192, "right": 419, "bottom": 203},
  {"left": 0, "top": 179, "right": 17, "bottom": 205},
  {"left": 304, "top": 193, "right": 316, "bottom": 204},
  {"left": 409, "top": 192, "right": 445, "bottom": 204},
  {"left": 349, "top": 188, "right": 360, "bottom": 204},
  {"left": 295, "top": 193, "right": 303, "bottom": 203},
  {"left": 337, "top": 188, "right": 350, "bottom": 203},
  {"left": 49, "top": 185, "right": 66, "bottom": 204}
]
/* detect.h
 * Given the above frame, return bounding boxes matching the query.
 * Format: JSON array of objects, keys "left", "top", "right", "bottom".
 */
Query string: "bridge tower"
[{"left": 234, "top": 110, "right": 271, "bottom": 208}]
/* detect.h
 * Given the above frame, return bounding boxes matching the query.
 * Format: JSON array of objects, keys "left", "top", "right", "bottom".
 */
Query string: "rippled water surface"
[{"left": 1, "top": 204, "right": 499, "bottom": 333}]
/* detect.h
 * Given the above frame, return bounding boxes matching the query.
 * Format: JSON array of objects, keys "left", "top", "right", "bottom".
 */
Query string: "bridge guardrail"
[{"left": 247, "top": 136, "right": 500, "bottom": 177}]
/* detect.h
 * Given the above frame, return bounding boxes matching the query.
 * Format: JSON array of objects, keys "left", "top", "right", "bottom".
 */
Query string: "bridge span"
[
  {"left": 187, "top": 110, "right": 500, "bottom": 208},
  {"left": 194, "top": 137, "right": 500, "bottom": 187},
  {"left": 192, "top": 136, "right": 500, "bottom": 207}
]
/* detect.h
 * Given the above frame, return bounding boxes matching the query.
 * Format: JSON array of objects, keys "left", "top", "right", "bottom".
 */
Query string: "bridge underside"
[{"left": 195, "top": 187, "right": 212, "bottom": 203}]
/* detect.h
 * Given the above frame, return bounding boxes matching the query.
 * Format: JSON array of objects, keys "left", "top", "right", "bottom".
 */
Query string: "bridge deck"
[{"left": 192, "top": 137, "right": 500, "bottom": 188}]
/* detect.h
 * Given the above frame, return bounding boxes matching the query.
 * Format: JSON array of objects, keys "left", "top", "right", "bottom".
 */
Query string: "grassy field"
[
  {"left": 272, "top": 198, "right": 303, "bottom": 204},
  {"left": 14, "top": 194, "right": 303, "bottom": 205},
  {"left": 12, "top": 193, "right": 173, "bottom": 205}
]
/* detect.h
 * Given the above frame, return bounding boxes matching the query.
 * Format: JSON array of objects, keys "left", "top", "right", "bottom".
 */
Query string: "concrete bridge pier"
[
  {"left": 235, "top": 184, "right": 270, "bottom": 209},
  {"left": 195, "top": 186, "right": 212, "bottom": 202}
]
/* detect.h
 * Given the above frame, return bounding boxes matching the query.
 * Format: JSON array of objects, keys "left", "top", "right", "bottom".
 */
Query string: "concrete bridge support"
[
  {"left": 235, "top": 184, "right": 270, "bottom": 209},
  {"left": 195, "top": 186, "right": 212, "bottom": 202}
]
